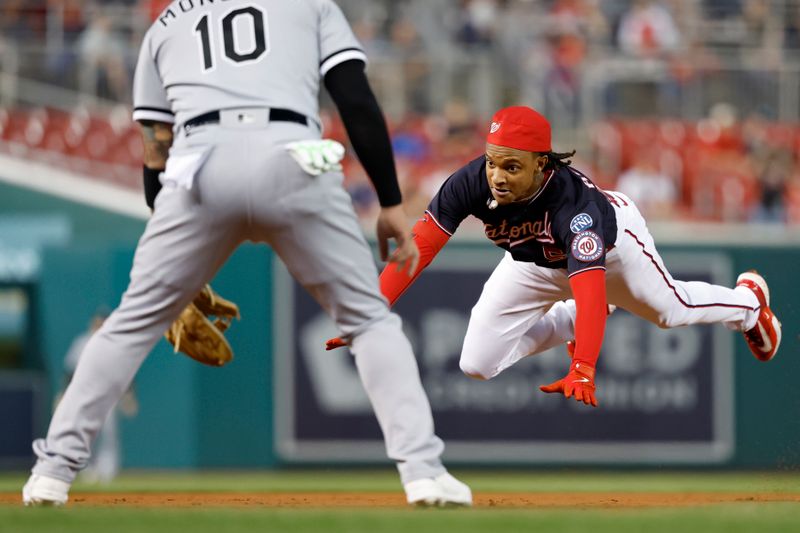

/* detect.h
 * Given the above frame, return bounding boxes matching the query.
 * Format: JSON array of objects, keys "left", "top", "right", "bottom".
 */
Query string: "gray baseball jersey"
[
  {"left": 133, "top": 0, "right": 367, "bottom": 127},
  {"left": 31, "top": 0, "right": 450, "bottom": 492}
]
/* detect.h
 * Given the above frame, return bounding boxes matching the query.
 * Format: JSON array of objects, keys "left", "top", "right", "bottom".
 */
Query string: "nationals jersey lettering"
[
  {"left": 426, "top": 156, "right": 618, "bottom": 275},
  {"left": 484, "top": 211, "right": 554, "bottom": 245}
]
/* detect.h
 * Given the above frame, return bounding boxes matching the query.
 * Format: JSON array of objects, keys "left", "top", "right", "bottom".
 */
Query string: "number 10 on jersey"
[{"left": 195, "top": 6, "right": 269, "bottom": 72}]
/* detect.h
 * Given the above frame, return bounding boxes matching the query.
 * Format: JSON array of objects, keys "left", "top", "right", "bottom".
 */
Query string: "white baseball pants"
[{"left": 460, "top": 192, "right": 760, "bottom": 380}]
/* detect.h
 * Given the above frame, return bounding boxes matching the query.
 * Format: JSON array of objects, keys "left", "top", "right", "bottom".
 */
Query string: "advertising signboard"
[{"left": 274, "top": 249, "right": 734, "bottom": 464}]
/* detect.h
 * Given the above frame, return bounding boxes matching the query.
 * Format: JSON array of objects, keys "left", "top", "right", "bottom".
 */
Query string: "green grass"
[
  {"left": 1, "top": 470, "right": 799, "bottom": 533},
  {"left": 2, "top": 505, "right": 800, "bottom": 533}
]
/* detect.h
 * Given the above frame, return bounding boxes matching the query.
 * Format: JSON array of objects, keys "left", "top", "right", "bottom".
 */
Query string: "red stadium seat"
[
  {"left": 1, "top": 109, "right": 31, "bottom": 144},
  {"left": 106, "top": 128, "right": 143, "bottom": 168}
]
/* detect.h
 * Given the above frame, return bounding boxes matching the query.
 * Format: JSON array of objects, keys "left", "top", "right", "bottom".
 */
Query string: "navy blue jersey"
[{"left": 426, "top": 155, "right": 618, "bottom": 275}]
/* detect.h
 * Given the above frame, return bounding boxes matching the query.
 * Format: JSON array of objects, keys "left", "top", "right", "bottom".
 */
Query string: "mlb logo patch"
[
  {"left": 571, "top": 231, "right": 604, "bottom": 262},
  {"left": 569, "top": 213, "right": 593, "bottom": 233}
]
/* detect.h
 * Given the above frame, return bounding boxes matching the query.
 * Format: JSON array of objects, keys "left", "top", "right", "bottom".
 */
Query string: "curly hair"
[{"left": 541, "top": 150, "right": 577, "bottom": 171}]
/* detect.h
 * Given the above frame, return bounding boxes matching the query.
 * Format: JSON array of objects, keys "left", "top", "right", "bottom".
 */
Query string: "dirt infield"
[{"left": 3, "top": 491, "right": 800, "bottom": 508}]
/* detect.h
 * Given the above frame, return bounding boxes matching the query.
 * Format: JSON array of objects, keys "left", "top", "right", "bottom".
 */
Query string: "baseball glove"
[{"left": 165, "top": 284, "right": 240, "bottom": 367}]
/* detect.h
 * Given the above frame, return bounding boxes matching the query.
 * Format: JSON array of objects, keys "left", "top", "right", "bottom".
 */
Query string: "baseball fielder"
[
  {"left": 328, "top": 106, "right": 781, "bottom": 408},
  {"left": 23, "top": 0, "right": 470, "bottom": 507}
]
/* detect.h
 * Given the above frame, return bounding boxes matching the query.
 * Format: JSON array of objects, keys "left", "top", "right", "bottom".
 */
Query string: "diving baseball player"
[
  {"left": 23, "top": 0, "right": 470, "bottom": 507},
  {"left": 328, "top": 105, "right": 781, "bottom": 408}
]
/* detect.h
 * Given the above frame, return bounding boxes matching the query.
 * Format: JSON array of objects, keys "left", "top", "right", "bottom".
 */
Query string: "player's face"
[{"left": 485, "top": 144, "right": 547, "bottom": 206}]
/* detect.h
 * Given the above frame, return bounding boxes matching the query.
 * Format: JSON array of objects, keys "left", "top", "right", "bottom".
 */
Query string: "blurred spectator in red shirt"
[{"left": 617, "top": 0, "right": 681, "bottom": 57}]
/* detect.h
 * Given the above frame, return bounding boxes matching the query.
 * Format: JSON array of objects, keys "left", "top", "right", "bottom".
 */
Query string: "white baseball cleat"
[
  {"left": 404, "top": 472, "right": 472, "bottom": 507},
  {"left": 22, "top": 474, "right": 70, "bottom": 507},
  {"left": 736, "top": 270, "right": 781, "bottom": 362}
]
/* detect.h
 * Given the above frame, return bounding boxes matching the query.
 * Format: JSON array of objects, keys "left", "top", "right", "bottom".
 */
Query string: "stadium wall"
[
  {"left": 29, "top": 241, "right": 800, "bottom": 470},
  {"left": 2, "top": 182, "right": 798, "bottom": 470}
]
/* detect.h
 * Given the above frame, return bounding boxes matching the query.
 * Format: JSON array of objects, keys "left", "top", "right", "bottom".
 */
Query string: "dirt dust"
[{"left": 3, "top": 491, "right": 799, "bottom": 508}]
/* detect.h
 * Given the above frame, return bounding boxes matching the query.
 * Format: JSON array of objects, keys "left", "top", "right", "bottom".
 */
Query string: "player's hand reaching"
[
  {"left": 325, "top": 336, "right": 347, "bottom": 351},
  {"left": 327, "top": 206, "right": 419, "bottom": 352},
  {"left": 540, "top": 360, "right": 598, "bottom": 407},
  {"left": 376, "top": 204, "right": 419, "bottom": 276}
]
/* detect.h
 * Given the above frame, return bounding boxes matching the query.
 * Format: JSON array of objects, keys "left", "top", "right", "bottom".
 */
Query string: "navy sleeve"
[
  {"left": 555, "top": 201, "right": 609, "bottom": 277},
  {"left": 425, "top": 165, "right": 477, "bottom": 235}
]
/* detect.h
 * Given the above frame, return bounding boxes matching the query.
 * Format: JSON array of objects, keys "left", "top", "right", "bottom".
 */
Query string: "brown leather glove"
[{"left": 165, "top": 284, "right": 240, "bottom": 367}]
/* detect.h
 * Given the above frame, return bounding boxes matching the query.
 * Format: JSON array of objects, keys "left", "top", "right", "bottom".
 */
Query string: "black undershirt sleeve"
[
  {"left": 143, "top": 166, "right": 161, "bottom": 210},
  {"left": 323, "top": 59, "right": 402, "bottom": 207}
]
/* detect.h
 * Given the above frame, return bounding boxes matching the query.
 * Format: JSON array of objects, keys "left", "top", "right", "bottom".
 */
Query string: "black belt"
[{"left": 184, "top": 108, "right": 310, "bottom": 131}]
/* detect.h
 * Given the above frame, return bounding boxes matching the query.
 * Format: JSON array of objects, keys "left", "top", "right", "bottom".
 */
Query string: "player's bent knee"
[
  {"left": 656, "top": 313, "right": 679, "bottom": 329},
  {"left": 459, "top": 359, "right": 491, "bottom": 381}
]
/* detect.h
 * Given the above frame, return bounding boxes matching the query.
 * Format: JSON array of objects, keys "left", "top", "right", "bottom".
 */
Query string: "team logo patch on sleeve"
[
  {"left": 569, "top": 213, "right": 593, "bottom": 233},
  {"left": 571, "top": 231, "right": 604, "bottom": 262}
]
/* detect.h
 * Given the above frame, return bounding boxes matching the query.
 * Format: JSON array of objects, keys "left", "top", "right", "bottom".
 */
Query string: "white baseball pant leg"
[
  {"left": 459, "top": 253, "right": 574, "bottom": 380},
  {"left": 604, "top": 192, "right": 760, "bottom": 332}
]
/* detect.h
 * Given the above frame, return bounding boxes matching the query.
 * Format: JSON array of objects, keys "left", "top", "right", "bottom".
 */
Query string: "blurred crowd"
[
  {"left": 4, "top": 0, "right": 800, "bottom": 111},
  {"left": 0, "top": 1, "right": 179, "bottom": 101},
  {"left": 1, "top": 0, "right": 800, "bottom": 225},
  {"left": 334, "top": 0, "right": 800, "bottom": 119},
  {"left": 321, "top": 101, "right": 800, "bottom": 225}
]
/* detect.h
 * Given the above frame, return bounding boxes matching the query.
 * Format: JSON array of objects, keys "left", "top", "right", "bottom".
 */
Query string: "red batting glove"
[
  {"left": 539, "top": 360, "right": 598, "bottom": 407},
  {"left": 325, "top": 337, "right": 347, "bottom": 351}
]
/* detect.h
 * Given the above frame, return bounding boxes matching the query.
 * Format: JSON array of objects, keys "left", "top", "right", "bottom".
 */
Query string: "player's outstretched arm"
[
  {"left": 540, "top": 268, "right": 608, "bottom": 407},
  {"left": 324, "top": 60, "right": 459, "bottom": 349},
  {"left": 326, "top": 213, "right": 450, "bottom": 350},
  {"left": 379, "top": 214, "right": 450, "bottom": 305}
]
